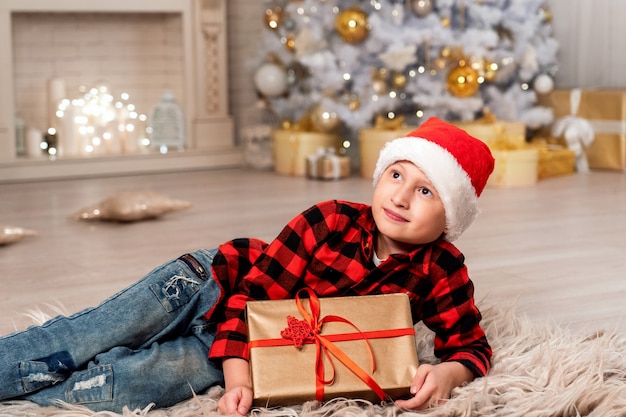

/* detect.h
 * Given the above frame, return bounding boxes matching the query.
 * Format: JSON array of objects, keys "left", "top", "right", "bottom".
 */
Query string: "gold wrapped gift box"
[
  {"left": 306, "top": 149, "right": 351, "bottom": 180},
  {"left": 246, "top": 292, "right": 419, "bottom": 407},
  {"left": 535, "top": 143, "right": 576, "bottom": 179},
  {"left": 272, "top": 129, "right": 340, "bottom": 176},
  {"left": 453, "top": 118, "right": 537, "bottom": 187},
  {"left": 487, "top": 148, "right": 539, "bottom": 188},
  {"left": 359, "top": 126, "right": 417, "bottom": 179},
  {"left": 541, "top": 89, "right": 626, "bottom": 171},
  {"left": 453, "top": 120, "right": 526, "bottom": 149}
]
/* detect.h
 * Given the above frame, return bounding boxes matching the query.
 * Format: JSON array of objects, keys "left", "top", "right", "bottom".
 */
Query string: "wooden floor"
[{"left": 1, "top": 168, "right": 625, "bottom": 336}]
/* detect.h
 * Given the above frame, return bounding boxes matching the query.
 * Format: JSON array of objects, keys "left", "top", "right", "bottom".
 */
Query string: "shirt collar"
[{"left": 357, "top": 205, "right": 437, "bottom": 264}]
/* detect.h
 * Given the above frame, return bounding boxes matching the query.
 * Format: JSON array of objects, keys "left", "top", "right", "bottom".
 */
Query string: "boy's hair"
[{"left": 373, "top": 117, "right": 495, "bottom": 242}]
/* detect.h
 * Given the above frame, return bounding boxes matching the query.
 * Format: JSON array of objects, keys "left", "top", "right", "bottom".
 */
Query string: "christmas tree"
[{"left": 252, "top": 0, "right": 558, "bottom": 146}]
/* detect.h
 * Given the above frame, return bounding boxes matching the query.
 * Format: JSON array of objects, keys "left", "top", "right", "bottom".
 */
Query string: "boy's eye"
[
  {"left": 418, "top": 187, "right": 432, "bottom": 197},
  {"left": 391, "top": 171, "right": 401, "bottom": 179}
]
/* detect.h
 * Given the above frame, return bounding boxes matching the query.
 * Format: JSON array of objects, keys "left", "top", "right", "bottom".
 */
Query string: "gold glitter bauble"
[
  {"left": 281, "top": 119, "right": 293, "bottom": 130},
  {"left": 392, "top": 72, "right": 407, "bottom": 89},
  {"left": 483, "top": 60, "right": 498, "bottom": 82},
  {"left": 411, "top": 0, "right": 433, "bottom": 17},
  {"left": 264, "top": 7, "right": 284, "bottom": 30},
  {"left": 434, "top": 58, "right": 447, "bottom": 70},
  {"left": 348, "top": 97, "right": 361, "bottom": 111},
  {"left": 284, "top": 33, "right": 296, "bottom": 52},
  {"left": 310, "top": 103, "right": 341, "bottom": 133},
  {"left": 372, "top": 78, "right": 387, "bottom": 95},
  {"left": 446, "top": 63, "right": 480, "bottom": 97},
  {"left": 335, "top": 7, "right": 370, "bottom": 44}
]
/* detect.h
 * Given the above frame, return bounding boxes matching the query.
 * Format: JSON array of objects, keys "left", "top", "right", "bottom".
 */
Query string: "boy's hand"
[
  {"left": 394, "top": 362, "right": 473, "bottom": 410},
  {"left": 217, "top": 385, "right": 253, "bottom": 416},
  {"left": 218, "top": 358, "right": 253, "bottom": 415}
]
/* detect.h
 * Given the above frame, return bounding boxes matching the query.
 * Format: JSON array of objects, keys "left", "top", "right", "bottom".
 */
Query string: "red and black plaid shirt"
[{"left": 208, "top": 200, "right": 491, "bottom": 377}]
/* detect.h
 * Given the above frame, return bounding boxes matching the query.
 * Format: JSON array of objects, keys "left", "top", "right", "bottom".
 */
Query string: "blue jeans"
[{"left": 0, "top": 249, "right": 224, "bottom": 412}]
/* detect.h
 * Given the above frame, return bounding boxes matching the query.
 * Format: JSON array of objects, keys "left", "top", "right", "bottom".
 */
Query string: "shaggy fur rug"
[{"left": 2, "top": 305, "right": 626, "bottom": 417}]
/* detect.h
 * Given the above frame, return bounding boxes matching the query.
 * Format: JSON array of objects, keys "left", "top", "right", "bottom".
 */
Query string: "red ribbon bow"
[
  {"left": 280, "top": 316, "right": 315, "bottom": 348},
  {"left": 282, "top": 288, "right": 387, "bottom": 402}
]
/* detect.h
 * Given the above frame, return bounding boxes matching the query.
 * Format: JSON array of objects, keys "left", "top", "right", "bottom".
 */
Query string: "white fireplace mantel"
[{"left": 0, "top": 0, "right": 240, "bottom": 182}]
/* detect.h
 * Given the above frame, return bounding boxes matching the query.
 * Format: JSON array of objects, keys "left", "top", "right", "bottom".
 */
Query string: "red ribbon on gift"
[{"left": 248, "top": 288, "right": 416, "bottom": 402}]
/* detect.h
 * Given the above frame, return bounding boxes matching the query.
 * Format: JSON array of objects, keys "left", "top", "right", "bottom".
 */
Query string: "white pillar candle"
[
  {"left": 47, "top": 78, "right": 66, "bottom": 130},
  {"left": 124, "top": 120, "right": 139, "bottom": 153},
  {"left": 60, "top": 106, "right": 78, "bottom": 157},
  {"left": 25, "top": 128, "right": 43, "bottom": 158}
]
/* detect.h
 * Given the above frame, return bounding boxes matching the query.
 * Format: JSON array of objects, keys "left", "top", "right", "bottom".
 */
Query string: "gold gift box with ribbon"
[
  {"left": 541, "top": 89, "right": 626, "bottom": 171},
  {"left": 306, "top": 147, "right": 351, "bottom": 180},
  {"left": 272, "top": 130, "right": 340, "bottom": 176},
  {"left": 458, "top": 114, "right": 537, "bottom": 188},
  {"left": 487, "top": 148, "right": 539, "bottom": 188},
  {"left": 531, "top": 140, "right": 576, "bottom": 179},
  {"left": 246, "top": 290, "right": 419, "bottom": 407},
  {"left": 359, "top": 115, "right": 417, "bottom": 179},
  {"left": 452, "top": 111, "right": 526, "bottom": 150}
]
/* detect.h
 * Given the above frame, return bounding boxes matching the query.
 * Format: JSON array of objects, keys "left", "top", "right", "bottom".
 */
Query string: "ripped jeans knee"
[
  {"left": 19, "top": 351, "right": 111, "bottom": 404},
  {"left": 65, "top": 365, "right": 113, "bottom": 404},
  {"left": 19, "top": 351, "right": 76, "bottom": 393}
]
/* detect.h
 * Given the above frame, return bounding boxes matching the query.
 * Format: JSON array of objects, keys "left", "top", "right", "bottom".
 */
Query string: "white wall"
[
  {"left": 547, "top": 0, "right": 626, "bottom": 89},
  {"left": 12, "top": 12, "right": 185, "bottom": 133},
  {"left": 226, "top": 0, "right": 265, "bottom": 144}
]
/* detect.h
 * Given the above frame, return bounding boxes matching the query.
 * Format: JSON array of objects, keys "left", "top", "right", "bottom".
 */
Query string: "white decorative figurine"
[{"left": 150, "top": 91, "right": 185, "bottom": 153}]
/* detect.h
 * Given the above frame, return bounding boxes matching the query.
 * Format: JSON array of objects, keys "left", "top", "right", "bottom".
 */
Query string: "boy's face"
[{"left": 371, "top": 161, "right": 447, "bottom": 254}]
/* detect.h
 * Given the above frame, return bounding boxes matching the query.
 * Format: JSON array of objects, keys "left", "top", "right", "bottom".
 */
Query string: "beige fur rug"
[{"left": 2, "top": 305, "right": 626, "bottom": 417}]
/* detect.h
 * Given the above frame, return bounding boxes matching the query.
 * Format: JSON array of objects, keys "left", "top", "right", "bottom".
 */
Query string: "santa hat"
[{"left": 372, "top": 117, "right": 495, "bottom": 242}]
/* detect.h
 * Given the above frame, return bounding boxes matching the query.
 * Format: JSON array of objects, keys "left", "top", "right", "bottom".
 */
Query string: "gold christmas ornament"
[
  {"left": 434, "top": 58, "right": 447, "bottom": 70},
  {"left": 411, "top": 0, "right": 433, "bottom": 17},
  {"left": 284, "top": 33, "right": 296, "bottom": 52},
  {"left": 348, "top": 98, "right": 361, "bottom": 111},
  {"left": 483, "top": 60, "right": 498, "bottom": 82},
  {"left": 310, "top": 103, "right": 341, "bottom": 133},
  {"left": 371, "top": 68, "right": 389, "bottom": 94},
  {"left": 440, "top": 16, "right": 450, "bottom": 27},
  {"left": 335, "top": 7, "right": 370, "bottom": 44},
  {"left": 446, "top": 62, "right": 480, "bottom": 97},
  {"left": 392, "top": 72, "right": 407, "bottom": 89},
  {"left": 281, "top": 119, "right": 293, "bottom": 130},
  {"left": 372, "top": 78, "right": 388, "bottom": 95},
  {"left": 264, "top": 7, "right": 284, "bottom": 30}
]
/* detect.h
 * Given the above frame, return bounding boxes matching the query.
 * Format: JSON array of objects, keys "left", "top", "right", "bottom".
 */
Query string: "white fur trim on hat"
[{"left": 372, "top": 136, "right": 479, "bottom": 242}]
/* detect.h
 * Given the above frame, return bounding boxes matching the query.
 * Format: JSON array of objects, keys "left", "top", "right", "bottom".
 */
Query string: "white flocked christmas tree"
[{"left": 251, "top": 0, "right": 559, "bottom": 149}]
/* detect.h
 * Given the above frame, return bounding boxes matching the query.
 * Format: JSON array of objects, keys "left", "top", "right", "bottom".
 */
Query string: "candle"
[
  {"left": 59, "top": 105, "right": 78, "bottom": 157},
  {"left": 25, "top": 127, "right": 43, "bottom": 158},
  {"left": 47, "top": 78, "right": 66, "bottom": 130}
]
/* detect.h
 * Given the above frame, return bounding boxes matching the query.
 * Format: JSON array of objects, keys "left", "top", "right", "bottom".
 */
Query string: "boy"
[{"left": 0, "top": 117, "right": 494, "bottom": 414}]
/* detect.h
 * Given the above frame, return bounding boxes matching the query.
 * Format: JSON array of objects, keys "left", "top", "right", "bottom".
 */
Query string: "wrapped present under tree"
[{"left": 542, "top": 89, "right": 626, "bottom": 172}]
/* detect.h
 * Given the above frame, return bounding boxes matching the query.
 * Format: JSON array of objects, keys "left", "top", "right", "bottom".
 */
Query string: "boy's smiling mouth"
[{"left": 384, "top": 208, "right": 408, "bottom": 222}]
